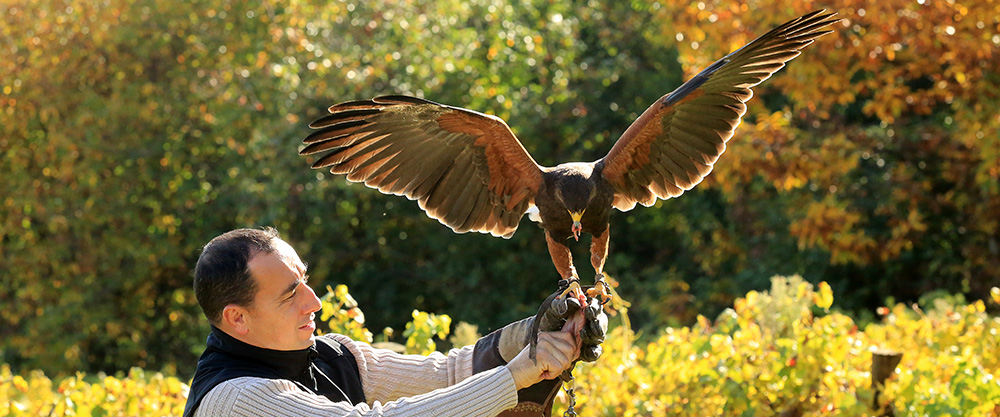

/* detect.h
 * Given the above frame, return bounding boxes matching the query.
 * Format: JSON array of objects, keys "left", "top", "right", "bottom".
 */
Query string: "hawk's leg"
[
  {"left": 544, "top": 231, "right": 584, "bottom": 300},
  {"left": 545, "top": 230, "right": 579, "bottom": 281},
  {"left": 588, "top": 226, "right": 613, "bottom": 304}
]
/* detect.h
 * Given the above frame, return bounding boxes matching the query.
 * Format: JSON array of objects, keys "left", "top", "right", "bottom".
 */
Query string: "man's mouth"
[{"left": 300, "top": 316, "right": 316, "bottom": 331}]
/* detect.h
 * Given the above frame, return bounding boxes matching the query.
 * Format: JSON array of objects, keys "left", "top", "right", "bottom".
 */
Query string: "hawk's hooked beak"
[{"left": 569, "top": 211, "right": 584, "bottom": 241}]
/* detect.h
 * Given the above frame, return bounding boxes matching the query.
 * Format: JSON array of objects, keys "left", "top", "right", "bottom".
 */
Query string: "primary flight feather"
[{"left": 300, "top": 10, "right": 839, "bottom": 294}]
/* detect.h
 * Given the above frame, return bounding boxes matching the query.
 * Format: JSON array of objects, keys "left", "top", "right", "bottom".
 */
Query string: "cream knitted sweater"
[{"left": 193, "top": 334, "right": 519, "bottom": 417}]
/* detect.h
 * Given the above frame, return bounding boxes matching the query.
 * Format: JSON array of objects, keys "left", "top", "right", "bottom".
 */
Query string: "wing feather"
[
  {"left": 364, "top": 139, "right": 434, "bottom": 192},
  {"left": 409, "top": 153, "right": 454, "bottom": 199},
  {"left": 444, "top": 164, "right": 483, "bottom": 231},
  {"left": 468, "top": 187, "right": 494, "bottom": 231},
  {"left": 424, "top": 161, "right": 471, "bottom": 225}
]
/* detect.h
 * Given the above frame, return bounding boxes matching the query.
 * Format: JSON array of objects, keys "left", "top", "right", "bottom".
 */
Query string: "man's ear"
[{"left": 221, "top": 304, "right": 251, "bottom": 335}]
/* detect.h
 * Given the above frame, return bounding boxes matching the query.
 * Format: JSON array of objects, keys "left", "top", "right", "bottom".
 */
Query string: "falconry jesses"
[{"left": 300, "top": 10, "right": 839, "bottom": 302}]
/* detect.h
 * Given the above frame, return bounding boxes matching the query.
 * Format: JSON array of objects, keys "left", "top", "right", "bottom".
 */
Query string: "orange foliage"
[{"left": 648, "top": 0, "right": 999, "bottom": 289}]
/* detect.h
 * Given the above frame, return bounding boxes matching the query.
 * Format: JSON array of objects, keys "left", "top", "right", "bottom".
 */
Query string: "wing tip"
[
  {"left": 327, "top": 98, "right": 378, "bottom": 112},
  {"left": 799, "top": 9, "right": 839, "bottom": 23}
]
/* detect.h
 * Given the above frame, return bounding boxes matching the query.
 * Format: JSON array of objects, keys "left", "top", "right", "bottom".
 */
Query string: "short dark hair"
[{"left": 194, "top": 227, "right": 281, "bottom": 324}]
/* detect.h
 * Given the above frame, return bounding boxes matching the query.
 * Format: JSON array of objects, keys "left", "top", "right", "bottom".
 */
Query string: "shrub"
[
  {"left": 0, "top": 365, "right": 187, "bottom": 417},
  {"left": 2, "top": 281, "right": 997, "bottom": 416},
  {"left": 561, "top": 276, "right": 1000, "bottom": 416}
]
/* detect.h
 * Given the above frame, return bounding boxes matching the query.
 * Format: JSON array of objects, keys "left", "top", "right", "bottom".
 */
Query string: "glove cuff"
[
  {"left": 472, "top": 316, "right": 536, "bottom": 372},
  {"left": 497, "top": 316, "right": 535, "bottom": 363},
  {"left": 472, "top": 327, "right": 506, "bottom": 373}
]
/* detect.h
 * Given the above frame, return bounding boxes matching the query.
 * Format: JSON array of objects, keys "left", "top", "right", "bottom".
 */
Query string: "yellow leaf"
[
  {"left": 991, "top": 287, "right": 1000, "bottom": 305},
  {"left": 335, "top": 284, "right": 348, "bottom": 299},
  {"left": 696, "top": 314, "right": 711, "bottom": 329},
  {"left": 815, "top": 281, "right": 833, "bottom": 309},
  {"left": 13, "top": 375, "right": 28, "bottom": 392}
]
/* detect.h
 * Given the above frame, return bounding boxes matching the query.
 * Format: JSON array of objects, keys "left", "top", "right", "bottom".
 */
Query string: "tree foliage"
[{"left": 1, "top": 0, "right": 997, "bottom": 377}]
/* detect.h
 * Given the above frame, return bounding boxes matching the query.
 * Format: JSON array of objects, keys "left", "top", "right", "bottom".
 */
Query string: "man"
[{"left": 184, "top": 227, "right": 607, "bottom": 417}]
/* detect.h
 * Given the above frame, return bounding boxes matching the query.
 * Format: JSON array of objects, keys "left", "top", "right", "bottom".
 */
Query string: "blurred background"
[{"left": 2, "top": 0, "right": 997, "bottom": 379}]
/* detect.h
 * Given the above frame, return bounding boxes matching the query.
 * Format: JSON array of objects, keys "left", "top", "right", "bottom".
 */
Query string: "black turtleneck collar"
[{"left": 205, "top": 325, "right": 316, "bottom": 380}]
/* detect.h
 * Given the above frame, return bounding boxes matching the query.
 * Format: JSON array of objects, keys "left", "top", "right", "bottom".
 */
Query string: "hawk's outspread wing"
[
  {"left": 301, "top": 96, "right": 544, "bottom": 238},
  {"left": 600, "top": 10, "right": 839, "bottom": 211}
]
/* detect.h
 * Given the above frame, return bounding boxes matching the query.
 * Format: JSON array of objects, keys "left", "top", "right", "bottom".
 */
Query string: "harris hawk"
[{"left": 300, "top": 10, "right": 839, "bottom": 303}]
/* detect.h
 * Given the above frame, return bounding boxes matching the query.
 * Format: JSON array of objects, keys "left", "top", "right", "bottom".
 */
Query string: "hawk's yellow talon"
[
  {"left": 559, "top": 280, "right": 584, "bottom": 301},
  {"left": 586, "top": 278, "right": 613, "bottom": 305}
]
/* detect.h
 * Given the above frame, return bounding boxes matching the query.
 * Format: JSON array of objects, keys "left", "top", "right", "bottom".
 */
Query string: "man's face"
[{"left": 241, "top": 238, "right": 322, "bottom": 351}]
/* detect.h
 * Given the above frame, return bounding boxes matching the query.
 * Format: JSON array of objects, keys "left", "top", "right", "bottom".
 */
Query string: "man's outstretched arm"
[
  {"left": 194, "top": 366, "right": 517, "bottom": 417},
  {"left": 193, "top": 330, "right": 581, "bottom": 417}
]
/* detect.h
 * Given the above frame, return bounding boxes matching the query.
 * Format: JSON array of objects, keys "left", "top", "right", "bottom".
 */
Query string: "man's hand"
[{"left": 505, "top": 331, "right": 579, "bottom": 390}]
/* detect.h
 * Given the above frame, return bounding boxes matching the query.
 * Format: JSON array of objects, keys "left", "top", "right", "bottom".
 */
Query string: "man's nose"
[{"left": 302, "top": 283, "right": 322, "bottom": 314}]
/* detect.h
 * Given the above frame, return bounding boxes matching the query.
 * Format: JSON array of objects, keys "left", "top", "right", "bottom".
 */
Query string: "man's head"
[{"left": 194, "top": 227, "right": 321, "bottom": 350}]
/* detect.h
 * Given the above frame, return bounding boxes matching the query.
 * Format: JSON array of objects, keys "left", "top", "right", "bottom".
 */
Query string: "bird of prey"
[{"left": 300, "top": 10, "right": 839, "bottom": 302}]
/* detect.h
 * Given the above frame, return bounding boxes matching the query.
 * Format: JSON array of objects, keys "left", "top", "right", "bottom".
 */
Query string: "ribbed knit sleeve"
[{"left": 325, "top": 334, "right": 477, "bottom": 401}]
